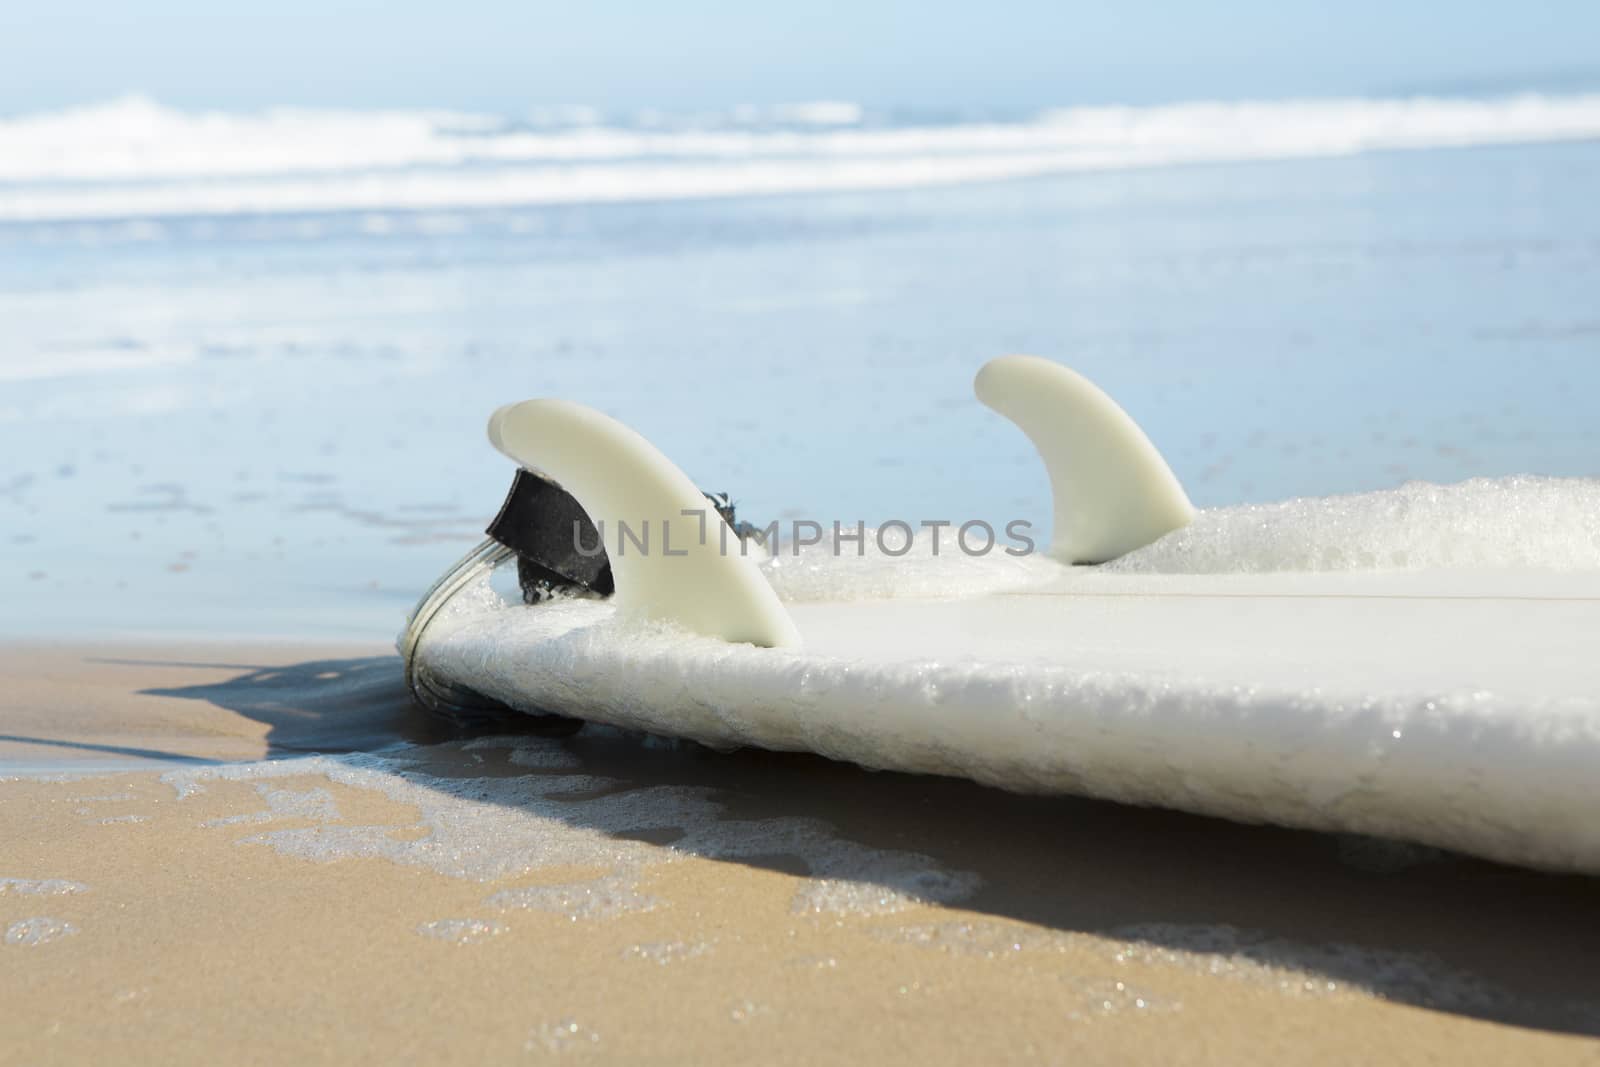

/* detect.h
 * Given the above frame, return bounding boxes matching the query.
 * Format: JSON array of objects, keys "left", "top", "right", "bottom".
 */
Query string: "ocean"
[
  {"left": 3, "top": 93, "right": 1599, "bottom": 639},
  {"left": 6, "top": 94, "right": 1600, "bottom": 1055}
]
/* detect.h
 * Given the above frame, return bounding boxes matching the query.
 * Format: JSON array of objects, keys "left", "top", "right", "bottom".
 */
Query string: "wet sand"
[{"left": 3, "top": 641, "right": 1598, "bottom": 1064}]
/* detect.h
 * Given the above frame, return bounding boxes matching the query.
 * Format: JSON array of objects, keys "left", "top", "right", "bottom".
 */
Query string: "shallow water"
[
  {"left": 4, "top": 640, "right": 1600, "bottom": 1042},
  {"left": 2, "top": 126, "right": 1599, "bottom": 640}
]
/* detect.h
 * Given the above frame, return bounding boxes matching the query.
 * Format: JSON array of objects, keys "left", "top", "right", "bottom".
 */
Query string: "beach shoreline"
[{"left": 3, "top": 639, "right": 1598, "bottom": 1063}]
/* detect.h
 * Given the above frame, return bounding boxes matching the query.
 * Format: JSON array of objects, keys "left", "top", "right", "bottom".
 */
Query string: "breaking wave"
[{"left": 4, "top": 92, "right": 1600, "bottom": 221}]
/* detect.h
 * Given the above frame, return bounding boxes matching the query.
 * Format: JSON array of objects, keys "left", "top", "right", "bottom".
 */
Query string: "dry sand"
[{"left": 2, "top": 641, "right": 1598, "bottom": 1065}]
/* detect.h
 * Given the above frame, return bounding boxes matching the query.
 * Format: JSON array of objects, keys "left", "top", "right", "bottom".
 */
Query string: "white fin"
[
  {"left": 975, "top": 355, "right": 1194, "bottom": 564},
  {"left": 489, "top": 399, "right": 801, "bottom": 649}
]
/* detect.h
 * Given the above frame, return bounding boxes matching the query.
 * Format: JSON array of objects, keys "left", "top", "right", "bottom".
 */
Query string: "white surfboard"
[{"left": 408, "top": 357, "right": 1600, "bottom": 875}]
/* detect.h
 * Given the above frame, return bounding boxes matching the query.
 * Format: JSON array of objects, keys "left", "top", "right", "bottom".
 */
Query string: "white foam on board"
[
  {"left": 416, "top": 477, "right": 1600, "bottom": 873},
  {"left": 753, "top": 477, "right": 1600, "bottom": 604},
  {"left": 1112, "top": 476, "right": 1600, "bottom": 574},
  {"left": 760, "top": 529, "right": 1055, "bottom": 602}
]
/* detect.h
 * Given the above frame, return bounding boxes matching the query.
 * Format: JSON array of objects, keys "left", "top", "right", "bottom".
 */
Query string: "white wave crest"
[{"left": 3, "top": 92, "right": 1600, "bottom": 221}]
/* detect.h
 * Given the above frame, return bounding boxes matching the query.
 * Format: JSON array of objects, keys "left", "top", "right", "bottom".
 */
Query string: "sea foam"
[
  {"left": 4, "top": 93, "right": 1600, "bottom": 221},
  {"left": 4, "top": 917, "right": 79, "bottom": 946},
  {"left": 163, "top": 742, "right": 980, "bottom": 921}
]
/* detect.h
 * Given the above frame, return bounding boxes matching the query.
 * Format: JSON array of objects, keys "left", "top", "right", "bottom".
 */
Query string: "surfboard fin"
[
  {"left": 489, "top": 399, "right": 802, "bottom": 649},
  {"left": 974, "top": 355, "right": 1194, "bottom": 564}
]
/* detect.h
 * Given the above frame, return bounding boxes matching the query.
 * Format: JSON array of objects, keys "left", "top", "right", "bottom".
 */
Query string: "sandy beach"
[{"left": 4, "top": 640, "right": 1598, "bottom": 1065}]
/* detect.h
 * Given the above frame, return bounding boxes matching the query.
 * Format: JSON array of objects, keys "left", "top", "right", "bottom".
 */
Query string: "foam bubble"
[
  {"left": 1105, "top": 923, "right": 1515, "bottom": 1013},
  {"left": 5, "top": 917, "right": 79, "bottom": 946},
  {"left": 0, "top": 877, "right": 89, "bottom": 896},
  {"left": 619, "top": 939, "right": 714, "bottom": 965},
  {"left": 485, "top": 876, "right": 659, "bottom": 922},
  {"left": 416, "top": 918, "right": 508, "bottom": 944},
  {"left": 760, "top": 529, "right": 1054, "bottom": 603},
  {"left": 790, "top": 850, "right": 981, "bottom": 916},
  {"left": 526, "top": 1018, "right": 601, "bottom": 1054},
  {"left": 1061, "top": 977, "right": 1180, "bottom": 1022},
  {"left": 872, "top": 918, "right": 1539, "bottom": 1017},
  {"left": 1113, "top": 477, "right": 1600, "bottom": 574},
  {"left": 205, "top": 783, "right": 341, "bottom": 827}
]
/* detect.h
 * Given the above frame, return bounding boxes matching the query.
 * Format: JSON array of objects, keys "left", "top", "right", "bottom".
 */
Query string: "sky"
[{"left": 1, "top": 0, "right": 1598, "bottom": 115}]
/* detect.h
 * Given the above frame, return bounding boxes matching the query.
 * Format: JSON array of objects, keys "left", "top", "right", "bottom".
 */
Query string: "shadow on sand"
[{"left": 76, "top": 651, "right": 1600, "bottom": 1037}]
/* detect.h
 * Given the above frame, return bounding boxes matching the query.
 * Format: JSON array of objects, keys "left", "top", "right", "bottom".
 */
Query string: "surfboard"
[{"left": 405, "top": 357, "right": 1600, "bottom": 875}]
